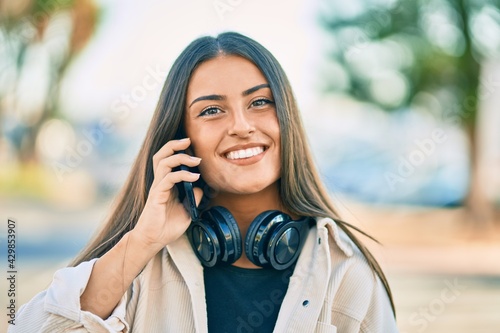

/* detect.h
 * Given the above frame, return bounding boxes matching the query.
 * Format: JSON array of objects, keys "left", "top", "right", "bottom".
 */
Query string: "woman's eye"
[
  {"left": 198, "top": 107, "right": 221, "bottom": 117},
  {"left": 251, "top": 98, "right": 274, "bottom": 108}
]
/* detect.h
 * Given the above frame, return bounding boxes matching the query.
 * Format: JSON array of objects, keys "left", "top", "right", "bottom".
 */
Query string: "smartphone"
[
  {"left": 173, "top": 126, "right": 199, "bottom": 221},
  {"left": 177, "top": 154, "right": 199, "bottom": 222}
]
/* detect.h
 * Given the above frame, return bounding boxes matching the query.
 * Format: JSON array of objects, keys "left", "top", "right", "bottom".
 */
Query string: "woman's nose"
[{"left": 227, "top": 109, "right": 255, "bottom": 137}]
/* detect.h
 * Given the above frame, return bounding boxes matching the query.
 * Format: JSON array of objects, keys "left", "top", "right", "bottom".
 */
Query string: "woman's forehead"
[{"left": 187, "top": 55, "right": 268, "bottom": 96}]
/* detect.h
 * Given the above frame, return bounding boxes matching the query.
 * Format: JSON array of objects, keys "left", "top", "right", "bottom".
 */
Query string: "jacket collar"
[
  {"left": 166, "top": 216, "right": 354, "bottom": 333},
  {"left": 316, "top": 216, "right": 354, "bottom": 257}
]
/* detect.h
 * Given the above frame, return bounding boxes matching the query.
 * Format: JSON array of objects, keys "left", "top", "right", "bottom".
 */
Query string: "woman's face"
[{"left": 185, "top": 55, "right": 281, "bottom": 197}]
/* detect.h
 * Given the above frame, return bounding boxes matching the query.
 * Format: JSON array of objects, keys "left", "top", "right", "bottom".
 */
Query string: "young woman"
[{"left": 11, "top": 32, "right": 398, "bottom": 332}]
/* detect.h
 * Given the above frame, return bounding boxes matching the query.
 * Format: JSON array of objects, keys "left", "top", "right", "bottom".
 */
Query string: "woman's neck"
[{"left": 209, "top": 183, "right": 285, "bottom": 227}]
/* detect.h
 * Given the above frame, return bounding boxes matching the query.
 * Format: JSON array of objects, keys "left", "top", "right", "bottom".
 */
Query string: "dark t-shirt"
[{"left": 204, "top": 264, "right": 294, "bottom": 333}]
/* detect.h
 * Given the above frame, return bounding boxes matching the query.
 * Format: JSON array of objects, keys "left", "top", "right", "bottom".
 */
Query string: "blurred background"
[{"left": 0, "top": 0, "right": 499, "bottom": 332}]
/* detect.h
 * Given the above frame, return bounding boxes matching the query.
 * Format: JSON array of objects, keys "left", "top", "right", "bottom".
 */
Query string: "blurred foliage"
[
  {"left": 0, "top": 0, "right": 99, "bottom": 164},
  {"left": 1, "top": 0, "right": 75, "bottom": 23},
  {"left": 319, "top": 0, "right": 500, "bottom": 221},
  {"left": 319, "top": 0, "right": 500, "bottom": 127},
  {"left": 0, "top": 162, "right": 50, "bottom": 199}
]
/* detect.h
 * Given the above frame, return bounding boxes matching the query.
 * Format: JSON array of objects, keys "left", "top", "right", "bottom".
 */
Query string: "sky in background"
[
  {"left": 2, "top": 4, "right": 500, "bottom": 332},
  {"left": 59, "top": 0, "right": 322, "bottom": 124},
  {"left": 51, "top": 0, "right": 478, "bottom": 206},
  {"left": 6, "top": 0, "right": 492, "bottom": 207}
]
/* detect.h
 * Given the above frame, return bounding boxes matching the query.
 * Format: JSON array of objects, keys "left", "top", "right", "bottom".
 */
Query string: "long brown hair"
[{"left": 71, "top": 32, "right": 395, "bottom": 314}]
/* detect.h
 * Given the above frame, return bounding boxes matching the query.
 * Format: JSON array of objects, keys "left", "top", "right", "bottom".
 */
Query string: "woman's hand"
[
  {"left": 80, "top": 138, "right": 202, "bottom": 319},
  {"left": 131, "top": 138, "right": 203, "bottom": 253}
]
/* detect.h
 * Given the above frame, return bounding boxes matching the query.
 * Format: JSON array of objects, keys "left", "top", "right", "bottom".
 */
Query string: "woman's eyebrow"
[
  {"left": 188, "top": 83, "right": 270, "bottom": 108},
  {"left": 242, "top": 83, "right": 270, "bottom": 96},
  {"left": 189, "top": 94, "right": 224, "bottom": 108}
]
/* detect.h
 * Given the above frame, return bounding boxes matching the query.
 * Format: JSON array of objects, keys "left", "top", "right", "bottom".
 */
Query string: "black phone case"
[
  {"left": 173, "top": 127, "right": 199, "bottom": 221},
  {"left": 178, "top": 161, "right": 199, "bottom": 221}
]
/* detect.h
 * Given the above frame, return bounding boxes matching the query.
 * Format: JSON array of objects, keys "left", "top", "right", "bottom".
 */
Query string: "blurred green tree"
[
  {"left": 0, "top": 0, "right": 98, "bottom": 163},
  {"left": 319, "top": 0, "right": 500, "bottom": 224}
]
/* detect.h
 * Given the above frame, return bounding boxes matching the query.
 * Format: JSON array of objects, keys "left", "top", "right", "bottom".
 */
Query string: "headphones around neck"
[
  {"left": 188, "top": 206, "right": 312, "bottom": 270},
  {"left": 179, "top": 168, "right": 312, "bottom": 270}
]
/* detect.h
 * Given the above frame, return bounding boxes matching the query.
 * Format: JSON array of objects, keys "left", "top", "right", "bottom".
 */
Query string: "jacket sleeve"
[
  {"left": 8, "top": 259, "right": 131, "bottom": 333},
  {"left": 360, "top": 275, "right": 399, "bottom": 333}
]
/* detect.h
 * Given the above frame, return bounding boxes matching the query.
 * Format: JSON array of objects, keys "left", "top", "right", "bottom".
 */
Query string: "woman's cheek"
[{"left": 198, "top": 162, "right": 219, "bottom": 187}]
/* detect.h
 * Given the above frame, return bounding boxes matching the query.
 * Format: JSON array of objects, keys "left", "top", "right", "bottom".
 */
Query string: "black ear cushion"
[
  {"left": 245, "top": 210, "right": 291, "bottom": 267},
  {"left": 202, "top": 206, "right": 242, "bottom": 264},
  {"left": 188, "top": 221, "right": 221, "bottom": 267}
]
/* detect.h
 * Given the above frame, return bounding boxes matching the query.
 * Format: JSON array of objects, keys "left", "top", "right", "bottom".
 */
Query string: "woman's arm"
[
  {"left": 80, "top": 137, "right": 202, "bottom": 319},
  {"left": 79, "top": 231, "right": 160, "bottom": 319},
  {"left": 9, "top": 259, "right": 131, "bottom": 333},
  {"left": 9, "top": 138, "right": 202, "bottom": 332}
]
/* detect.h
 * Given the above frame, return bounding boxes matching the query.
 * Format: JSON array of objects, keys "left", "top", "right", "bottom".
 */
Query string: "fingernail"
[
  {"left": 189, "top": 156, "right": 201, "bottom": 161},
  {"left": 179, "top": 137, "right": 189, "bottom": 141}
]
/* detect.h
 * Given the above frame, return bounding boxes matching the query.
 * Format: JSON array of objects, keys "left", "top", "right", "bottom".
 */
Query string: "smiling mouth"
[{"left": 225, "top": 146, "right": 266, "bottom": 160}]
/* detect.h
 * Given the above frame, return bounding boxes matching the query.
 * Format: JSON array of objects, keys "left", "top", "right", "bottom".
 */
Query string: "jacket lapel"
[
  {"left": 167, "top": 234, "right": 208, "bottom": 333},
  {"left": 273, "top": 221, "right": 332, "bottom": 332}
]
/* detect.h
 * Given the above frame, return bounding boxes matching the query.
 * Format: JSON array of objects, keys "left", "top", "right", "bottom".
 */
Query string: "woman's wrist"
[{"left": 126, "top": 229, "right": 166, "bottom": 260}]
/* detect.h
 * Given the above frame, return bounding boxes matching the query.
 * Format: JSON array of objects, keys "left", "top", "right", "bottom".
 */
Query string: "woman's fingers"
[
  {"left": 134, "top": 138, "right": 204, "bottom": 249},
  {"left": 151, "top": 155, "right": 201, "bottom": 190},
  {"left": 151, "top": 170, "right": 200, "bottom": 203},
  {"left": 150, "top": 138, "right": 201, "bottom": 188},
  {"left": 152, "top": 138, "right": 191, "bottom": 173},
  {"left": 153, "top": 153, "right": 201, "bottom": 183}
]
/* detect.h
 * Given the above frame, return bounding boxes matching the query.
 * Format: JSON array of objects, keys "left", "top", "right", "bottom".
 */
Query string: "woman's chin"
[{"left": 209, "top": 180, "right": 279, "bottom": 198}]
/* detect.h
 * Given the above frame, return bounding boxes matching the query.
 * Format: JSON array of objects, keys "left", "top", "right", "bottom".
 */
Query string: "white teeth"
[{"left": 226, "top": 147, "right": 265, "bottom": 160}]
